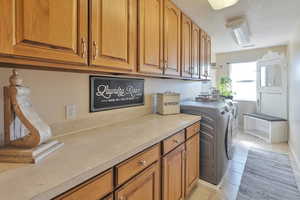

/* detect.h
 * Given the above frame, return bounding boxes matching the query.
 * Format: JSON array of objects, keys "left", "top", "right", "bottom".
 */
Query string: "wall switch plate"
[{"left": 65, "top": 104, "right": 76, "bottom": 120}]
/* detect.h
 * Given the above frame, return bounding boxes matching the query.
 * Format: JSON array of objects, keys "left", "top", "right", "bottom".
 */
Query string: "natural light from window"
[{"left": 230, "top": 62, "right": 257, "bottom": 101}]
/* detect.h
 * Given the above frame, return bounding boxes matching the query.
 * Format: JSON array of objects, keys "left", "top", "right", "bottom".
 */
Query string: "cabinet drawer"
[
  {"left": 116, "top": 144, "right": 160, "bottom": 186},
  {"left": 54, "top": 169, "right": 113, "bottom": 200},
  {"left": 163, "top": 130, "right": 185, "bottom": 155},
  {"left": 186, "top": 122, "right": 200, "bottom": 139}
]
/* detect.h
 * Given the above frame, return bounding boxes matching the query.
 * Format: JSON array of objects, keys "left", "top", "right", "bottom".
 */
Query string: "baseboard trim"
[{"left": 289, "top": 142, "right": 300, "bottom": 172}]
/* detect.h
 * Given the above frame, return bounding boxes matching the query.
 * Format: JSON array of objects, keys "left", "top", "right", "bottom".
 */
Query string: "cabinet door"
[
  {"left": 115, "top": 162, "right": 161, "bottom": 200},
  {"left": 181, "top": 14, "right": 192, "bottom": 78},
  {"left": 200, "top": 31, "right": 206, "bottom": 78},
  {"left": 164, "top": 0, "right": 181, "bottom": 77},
  {"left": 138, "top": 0, "right": 163, "bottom": 74},
  {"left": 191, "top": 24, "right": 200, "bottom": 79},
  {"left": 185, "top": 134, "right": 200, "bottom": 195},
  {"left": 91, "top": 0, "right": 137, "bottom": 71},
  {"left": 163, "top": 144, "right": 185, "bottom": 200},
  {"left": 200, "top": 131, "right": 216, "bottom": 184},
  {"left": 206, "top": 35, "right": 212, "bottom": 77},
  {"left": 0, "top": 0, "right": 88, "bottom": 65}
]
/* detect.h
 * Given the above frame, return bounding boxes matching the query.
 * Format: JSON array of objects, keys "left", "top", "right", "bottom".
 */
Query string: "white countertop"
[{"left": 0, "top": 114, "right": 201, "bottom": 200}]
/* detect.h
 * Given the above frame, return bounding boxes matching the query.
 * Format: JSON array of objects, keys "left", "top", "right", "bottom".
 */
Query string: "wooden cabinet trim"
[
  {"left": 53, "top": 169, "right": 113, "bottom": 200},
  {"left": 0, "top": 0, "right": 88, "bottom": 65},
  {"left": 181, "top": 14, "right": 192, "bottom": 78},
  {"left": 162, "top": 144, "right": 186, "bottom": 200},
  {"left": 138, "top": 0, "right": 164, "bottom": 75},
  {"left": 186, "top": 122, "right": 200, "bottom": 139},
  {"left": 163, "top": 130, "right": 185, "bottom": 155},
  {"left": 185, "top": 134, "right": 200, "bottom": 194},
  {"left": 163, "top": 0, "right": 181, "bottom": 77},
  {"left": 116, "top": 144, "right": 160, "bottom": 186},
  {"left": 191, "top": 23, "right": 200, "bottom": 79},
  {"left": 90, "top": 0, "right": 137, "bottom": 71},
  {"left": 115, "top": 161, "right": 161, "bottom": 200}
]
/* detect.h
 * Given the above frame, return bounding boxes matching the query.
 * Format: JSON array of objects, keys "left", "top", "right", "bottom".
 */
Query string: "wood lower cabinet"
[
  {"left": 0, "top": 0, "right": 88, "bottom": 65},
  {"left": 53, "top": 120, "right": 201, "bottom": 200},
  {"left": 138, "top": 0, "right": 163, "bottom": 74},
  {"left": 181, "top": 14, "right": 192, "bottom": 78},
  {"left": 185, "top": 134, "right": 200, "bottom": 195},
  {"left": 164, "top": 0, "right": 181, "bottom": 77},
  {"left": 53, "top": 169, "right": 113, "bottom": 200},
  {"left": 90, "top": 0, "right": 137, "bottom": 71},
  {"left": 163, "top": 144, "right": 186, "bottom": 200},
  {"left": 191, "top": 24, "right": 200, "bottom": 79},
  {"left": 115, "top": 162, "right": 161, "bottom": 200},
  {"left": 104, "top": 195, "right": 113, "bottom": 200}
]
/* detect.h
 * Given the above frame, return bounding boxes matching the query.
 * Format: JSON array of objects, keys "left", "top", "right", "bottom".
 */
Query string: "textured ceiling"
[{"left": 172, "top": 0, "right": 300, "bottom": 53}]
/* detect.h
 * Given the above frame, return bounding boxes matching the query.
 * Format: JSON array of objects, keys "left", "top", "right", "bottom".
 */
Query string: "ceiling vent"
[{"left": 226, "top": 17, "right": 254, "bottom": 48}]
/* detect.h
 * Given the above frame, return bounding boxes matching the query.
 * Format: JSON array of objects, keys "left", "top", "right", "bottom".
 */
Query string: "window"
[{"left": 230, "top": 62, "right": 257, "bottom": 101}]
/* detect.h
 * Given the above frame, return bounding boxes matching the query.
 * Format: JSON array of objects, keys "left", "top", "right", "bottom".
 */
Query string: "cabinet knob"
[
  {"left": 173, "top": 139, "right": 179, "bottom": 144},
  {"left": 138, "top": 160, "right": 147, "bottom": 167}
]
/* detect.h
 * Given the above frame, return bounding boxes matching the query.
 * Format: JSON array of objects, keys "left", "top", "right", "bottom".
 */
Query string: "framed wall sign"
[{"left": 90, "top": 76, "right": 145, "bottom": 112}]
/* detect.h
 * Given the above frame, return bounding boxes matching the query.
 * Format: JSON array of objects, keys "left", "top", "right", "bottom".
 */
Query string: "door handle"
[
  {"left": 92, "top": 41, "right": 98, "bottom": 60},
  {"left": 81, "top": 38, "right": 87, "bottom": 58}
]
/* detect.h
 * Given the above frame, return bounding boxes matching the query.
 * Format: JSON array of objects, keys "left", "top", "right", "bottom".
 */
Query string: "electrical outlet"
[{"left": 65, "top": 104, "right": 77, "bottom": 120}]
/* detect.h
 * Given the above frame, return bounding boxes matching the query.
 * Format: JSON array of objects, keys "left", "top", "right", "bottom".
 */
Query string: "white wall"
[
  {"left": 288, "top": 25, "right": 300, "bottom": 167},
  {"left": 216, "top": 45, "right": 288, "bottom": 81},
  {"left": 0, "top": 68, "right": 205, "bottom": 145}
]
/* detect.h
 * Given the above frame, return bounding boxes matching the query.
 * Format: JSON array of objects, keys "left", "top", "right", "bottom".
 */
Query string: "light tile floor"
[{"left": 187, "top": 130, "right": 300, "bottom": 200}]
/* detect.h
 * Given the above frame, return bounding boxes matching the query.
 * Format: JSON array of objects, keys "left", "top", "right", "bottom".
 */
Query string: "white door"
[{"left": 256, "top": 51, "right": 288, "bottom": 119}]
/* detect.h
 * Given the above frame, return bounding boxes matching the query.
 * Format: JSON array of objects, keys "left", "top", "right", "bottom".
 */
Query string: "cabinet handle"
[
  {"left": 81, "top": 38, "right": 87, "bottom": 58},
  {"left": 92, "top": 41, "right": 98, "bottom": 60},
  {"left": 138, "top": 160, "right": 147, "bottom": 167},
  {"left": 164, "top": 60, "right": 168, "bottom": 68},
  {"left": 173, "top": 139, "right": 179, "bottom": 144}
]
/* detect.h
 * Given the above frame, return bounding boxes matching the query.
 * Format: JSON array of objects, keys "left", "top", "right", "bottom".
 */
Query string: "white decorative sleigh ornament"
[{"left": 1, "top": 69, "right": 63, "bottom": 163}]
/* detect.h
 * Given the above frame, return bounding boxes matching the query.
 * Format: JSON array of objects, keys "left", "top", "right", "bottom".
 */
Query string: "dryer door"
[{"left": 225, "top": 113, "right": 233, "bottom": 160}]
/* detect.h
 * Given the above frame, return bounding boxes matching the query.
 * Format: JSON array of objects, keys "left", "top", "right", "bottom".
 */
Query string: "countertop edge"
[{"left": 32, "top": 115, "right": 201, "bottom": 200}]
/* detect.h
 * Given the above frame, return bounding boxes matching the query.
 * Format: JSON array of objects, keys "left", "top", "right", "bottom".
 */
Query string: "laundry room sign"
[{"left": 90, "top": 76, "right": 144, "bottom": 112}]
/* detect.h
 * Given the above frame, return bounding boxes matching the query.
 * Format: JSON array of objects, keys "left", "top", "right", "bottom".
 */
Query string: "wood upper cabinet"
[
  {"left": 206, "top": 35, "right": 212, "bottom": 76},
  {"left": 185, "top": 134, "right": 200, "bottom": 195},
  {"left": 164, "top": 0, "right": 181, "bottom": 77},
  {"left": 115, "top": 162, "right": 161, "bottom": 200},
  {"left": 163, "top": 144, "right": 185, "bottom": 200},
  {"left": 0, "top": 0, "right": 88, "bottom": 65},
  {"left": 90, "top": 0, "right": 137, "bottom": 71},
  {"left": 200, "top": 30, "right": 206, "bottom": 78},
  {"left": 191, "top": 24, "right": 200, "bottom": 79},
  {"left": 181, "top": 14, "right": 192, "bottom": 78},
  {"left": 138, "top": 0, "right": 163, "bottom": 74}
]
